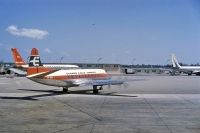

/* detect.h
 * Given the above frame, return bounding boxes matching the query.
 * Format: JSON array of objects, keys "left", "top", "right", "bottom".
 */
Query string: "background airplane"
[
  {"left": 0, "top": 64, "right": 9, "bottom": 75},
  {"left": 27, "top": 48, "right": 129, "bottom": 93},
  {"left": 171, "top": 54, "right": 200, "bottom": 76},
  {"left": 0, "top": 62, "right": 26, "bottom": 76}
]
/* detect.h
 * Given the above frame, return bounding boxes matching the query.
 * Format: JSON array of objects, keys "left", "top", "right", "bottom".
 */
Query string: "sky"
[{"left": 0, "top": 0, "right": 200, "bottom": 65}]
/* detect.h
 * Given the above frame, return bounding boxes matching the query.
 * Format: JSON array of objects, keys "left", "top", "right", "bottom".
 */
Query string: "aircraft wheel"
[
  {"left": 93, "top": 86, "right": 99, "bottom": 94},
  {"left": 196, "top": 73, "right": 200, "bottom": 76},
  {"left": 63, "top": 87, "right": 68, "bottom": 93},
  {"left": 188, "top": 73, "right": 192, "bottom": 76},
  {"left": 99, "top": 86, "right": 103, "bottom": 90},
  {"left": 93, "top": 89, "right": 99, "bottom": 94}
]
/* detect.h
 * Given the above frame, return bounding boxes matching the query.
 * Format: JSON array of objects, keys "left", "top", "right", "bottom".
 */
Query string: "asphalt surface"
[{"left": 0, "top": 75, "right": 200, "bottom": 133}]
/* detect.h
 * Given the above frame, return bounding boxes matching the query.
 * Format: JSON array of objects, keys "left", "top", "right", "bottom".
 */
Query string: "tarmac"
[{"left": 0, "top": 75, "right": 200, "bottom": 133}]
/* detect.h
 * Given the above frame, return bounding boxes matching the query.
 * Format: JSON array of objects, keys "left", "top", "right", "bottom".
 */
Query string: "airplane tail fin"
[
  {"left": 171, "top": 54, "right": 181, "bottom": 68},
  {"left": 27, "top": 48, "right": 51, "bottom": 76},
  {"left": 28, "top": 48, "right": 43, "bottom": 67},
  {"left": 11, "top": 48, "right": 26, "bottom": 66}
]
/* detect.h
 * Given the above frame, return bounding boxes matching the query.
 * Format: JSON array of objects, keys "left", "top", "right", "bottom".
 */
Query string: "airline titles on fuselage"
[{"left": 66, "top": 71, "right": 96, "bottom": 75}]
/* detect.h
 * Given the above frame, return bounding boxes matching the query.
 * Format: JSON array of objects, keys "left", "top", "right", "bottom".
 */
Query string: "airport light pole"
[
  {"left": 60, "top": 57, "right": 64, "bottom": 63},
  {"left": 97, "top": 57, "right": 102, "bottom": 63},
  {"left": 131, "top": 58, "right": 136, "bottom": 67}
]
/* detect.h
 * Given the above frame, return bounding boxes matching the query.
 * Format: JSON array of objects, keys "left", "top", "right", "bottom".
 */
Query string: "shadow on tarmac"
[{"left": 0, "top": 88, "right": 138, "bottom": 101}]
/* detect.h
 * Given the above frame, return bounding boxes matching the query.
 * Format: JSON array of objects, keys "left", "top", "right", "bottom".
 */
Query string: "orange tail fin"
[
  {"left": 11, "top": 48, "right": 26, "bottom": 66},
  {"left": 27, "top": 48, "right": 51, "bottom": 76}
]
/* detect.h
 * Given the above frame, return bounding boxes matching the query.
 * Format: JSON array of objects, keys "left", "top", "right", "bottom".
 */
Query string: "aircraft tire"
[
  {"left": 93, "top": 89, "right": 99, "bottom": 94},
  {"left": 188, "top": 73, "right": 192, "bottom": 76},
  {"left": 93, "top": 85, "right": 99, "bottom": 94},
  {"left": 196, "top": 73, "right": 200, "bottom": 76},
  {"left": 99, "top": 86, "right": 103, "bottom": 90},
  {"left": 63, "top": 87, "right": 68, "bottom": 93}
]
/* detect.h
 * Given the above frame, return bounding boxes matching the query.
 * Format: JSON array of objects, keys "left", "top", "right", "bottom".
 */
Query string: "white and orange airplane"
[
  {"left": 26, "top": 48, "right": 127, "bottom": 93},
  {"left": 11, "top": 48, "right": 79, "bottom": 69}
]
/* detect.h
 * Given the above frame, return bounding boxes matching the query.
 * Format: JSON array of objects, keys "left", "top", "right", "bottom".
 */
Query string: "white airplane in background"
[
  {"left": 11, "top": 48, "right": 79, "bottom": 69},
  {"left": 26, "top": 48, "right": 129, "bottom": 93},
  {"left": 171, "top": 54, "right": 200, "bottom": 76},
  {"left": 0, "top": 64, "right": 8, "bottom": 75},
  {"left": 0, "top": 60, "right": 26, "bottom": 76}
]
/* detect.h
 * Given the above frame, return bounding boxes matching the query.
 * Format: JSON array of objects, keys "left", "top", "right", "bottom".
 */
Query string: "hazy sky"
[{"left": 0, "top": 0, "right": 200, "bottom": 65}]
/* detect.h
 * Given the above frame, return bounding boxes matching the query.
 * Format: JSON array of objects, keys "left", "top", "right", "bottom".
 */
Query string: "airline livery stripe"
[
  {"left": 27, "top": 72, "right": 49, "bottom": 78},
  {"left": 15, "top": 62, "right": 25, "bottom": 63},
  {"left": 44, "top": 73, "right": 109, "bottom": 80}
]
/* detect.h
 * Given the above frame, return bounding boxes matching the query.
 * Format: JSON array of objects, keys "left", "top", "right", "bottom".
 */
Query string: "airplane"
[
  {"left": 171, "top": 54, "right": 200, "bottom": 76},
  {"left": 0, "top": 64, "right": 9, "bottom": 75},
  {"left": 0, "top": 63, "right": 27, "bottom": 76},
  {"left": 11, "top": 48, "right": 79, "bottom": 69},
  {"left": 26, "top": 48, "right": 128, "bottom": 94},
  {"left": 0, "top": 62, "right": 27, "bottom": 77}
]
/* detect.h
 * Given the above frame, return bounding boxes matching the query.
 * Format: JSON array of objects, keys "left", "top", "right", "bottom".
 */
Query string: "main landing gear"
[
  {"left": 62, "top": 86, "right": 103, "bottom": 94},
  {"left": 188, "top": 73, "right": 192, "bottom": 76},
  {"left": 63, "top": 87, "right": 69, "bottom": 93},
  {"left": 196, "top": 73, "right": 200, "bottom": 76},
  {"left": 93, "top": 85, "right": 103, "bottom": 94}
]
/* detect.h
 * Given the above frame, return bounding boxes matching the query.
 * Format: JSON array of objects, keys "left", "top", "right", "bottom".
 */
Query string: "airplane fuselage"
[
  {"left": 27, "top": 69, "right": 110, "bottom": 87},
  {"left": 174, "top": 66, "right": 200, "bottom": 75}
]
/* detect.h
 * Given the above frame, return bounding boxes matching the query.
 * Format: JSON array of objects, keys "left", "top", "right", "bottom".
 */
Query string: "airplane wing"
[
  {"left": 9, "top": 68, "right": 27, "bottom": 76},
  {"left": 73, "top": 77, "right": 144, "bottom": 86},
  {"left": 73, "top": 79, "right": 123, "bottom": 86}
]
